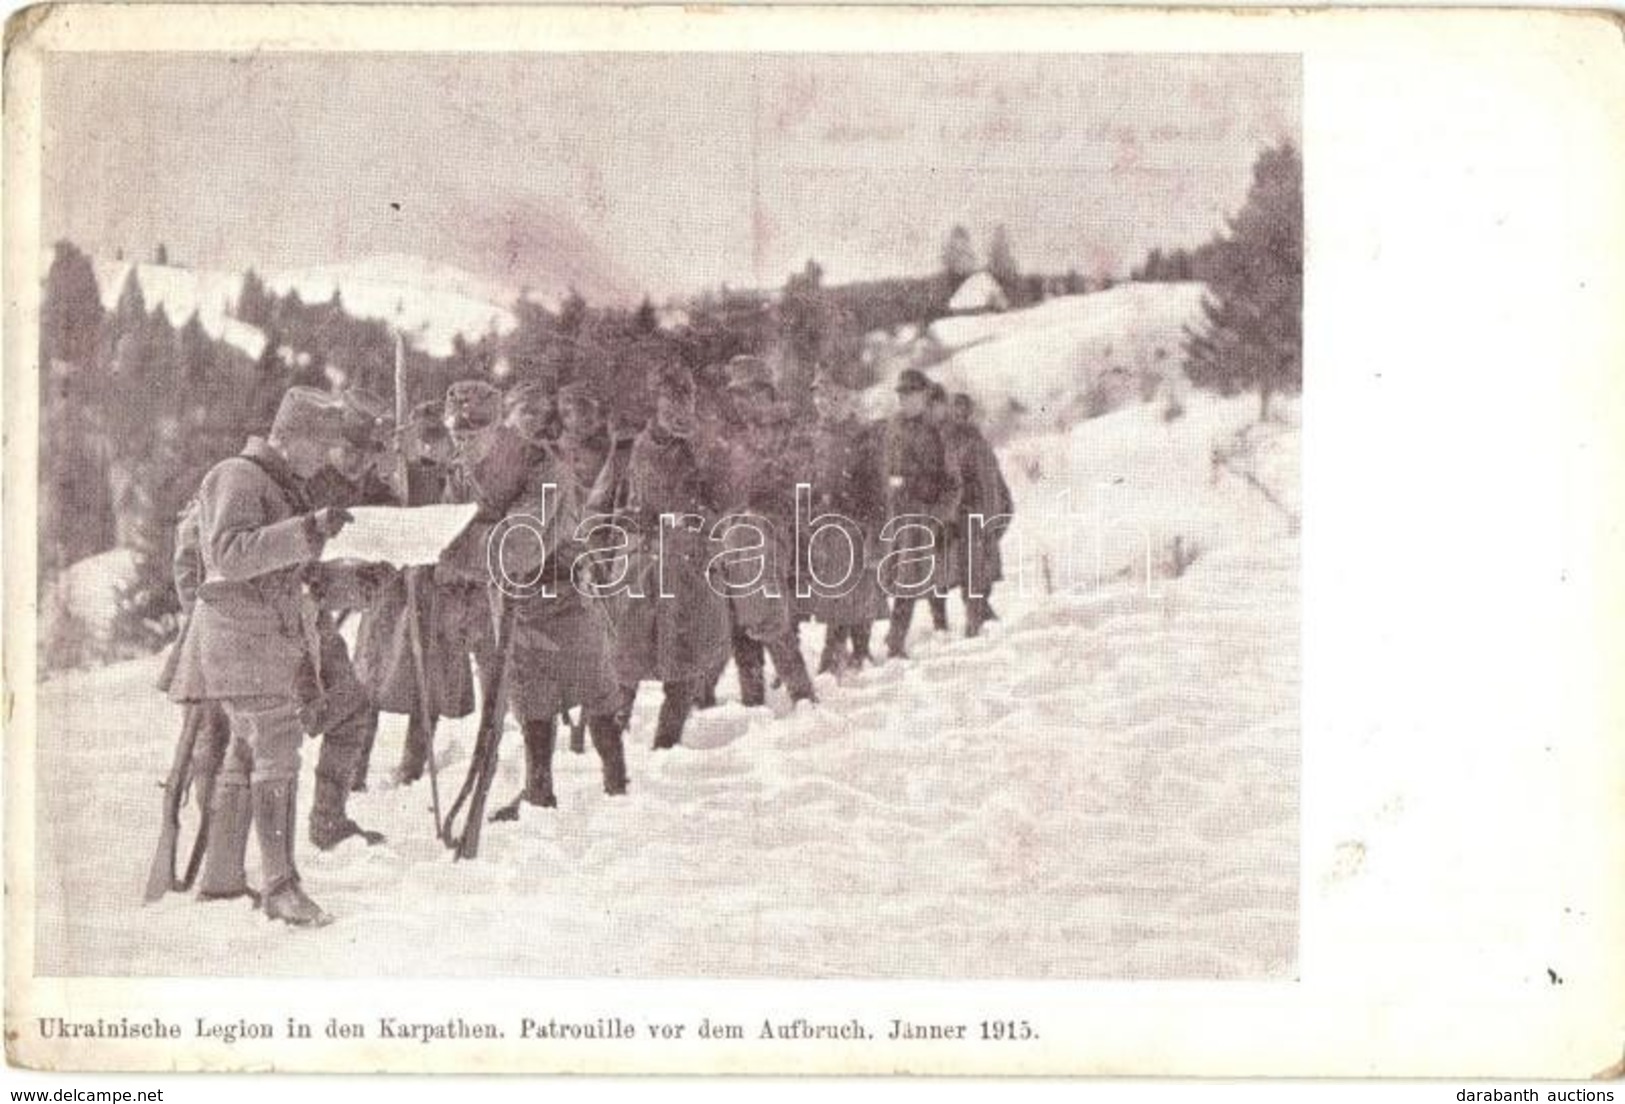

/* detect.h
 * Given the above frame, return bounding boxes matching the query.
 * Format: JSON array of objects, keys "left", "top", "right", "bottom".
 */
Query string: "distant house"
[{"left": 948, "top": 270, "right": 1009, "bottom": 314}]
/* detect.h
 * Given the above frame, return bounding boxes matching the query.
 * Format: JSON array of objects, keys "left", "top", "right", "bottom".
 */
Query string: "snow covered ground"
[
  {"left": 34, "top": 392, "right": 1297, "bottom": 980},
  {"left": 33, "top": 281, "right": 1297, "bottom": 979},
  {"left": 864, "top": 283, "right": 1209, "bottom": 435}
]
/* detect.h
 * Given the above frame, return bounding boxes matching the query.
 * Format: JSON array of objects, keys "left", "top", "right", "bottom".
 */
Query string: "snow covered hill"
[
  {"left": 865, "top": 282, "right": 1209, "bottom": 436},
  {"left": 267, "top": 254, "right": 520, "bottom": 359},
  {"left": 92, "top": 261, "right": 267, "bottom": 360},
  {"left": 34, "top": 381, "right": 1298, "bottom": 978}
]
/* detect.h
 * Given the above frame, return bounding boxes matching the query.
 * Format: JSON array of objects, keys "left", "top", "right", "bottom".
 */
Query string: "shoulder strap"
[{"left": 227, "top": 452, "right": 312, "bottom": 515}]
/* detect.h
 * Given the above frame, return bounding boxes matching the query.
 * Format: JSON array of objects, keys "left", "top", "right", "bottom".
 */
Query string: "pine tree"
[
  {"left": 558, "top": 288, "right": 589, "bottom": 335},
  {"left": 986, "top": 224, "right": 1019, "bottom": 294},
  {"left": 40, "top": 240, "right": 105, "bottom": 369},
  {"left": 179, "top": 311, "right": 213, "bottom": 382},
  {"left": 114, "top": 267, "right": 146, "bottom": 329},
  {"left": 634, "top": 295, "right": 659, "bottom": 334},
  {"left": 941, "top": 225, "right": 979, "bottom": 281},
  {"left": 235, "top": 268, "right": 274, "bottom": 327},
  {"left": 1182, "top": 142, "right": 1302, "bottom": 420}
]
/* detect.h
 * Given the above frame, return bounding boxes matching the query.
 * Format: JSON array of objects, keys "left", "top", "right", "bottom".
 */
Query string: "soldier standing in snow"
[
  {"left": 294, "top": 394, "right": 394, "bottom": 847},
  {"left": 807, "top": 372, "right": 888, "bottom": 673},
  {"left": 351, "top": 400, "right": 473, "bottom": 789},
  {"left": 944, "top": 392, "right": 1014, "bottom": 637},
  {"left": 165, "top": 387, "right": 377, "bottom": 926},
  {"left": 434, "top": 380, "right": 528, "bottom": 714},
  {"left": 881, "top": 370, "right": 962, "bottom": 659},
  {"left": 487, "top": 430, "right": 629, "bottom": 819},
  {"left": 613, "top": 362, "right": 731, "bottom": 749},
  {"left": 711, "top": 355, "right": 817, "bottom": 707},
  {"left": 151, "top": 497, "right": 231, "bottom": 884}
]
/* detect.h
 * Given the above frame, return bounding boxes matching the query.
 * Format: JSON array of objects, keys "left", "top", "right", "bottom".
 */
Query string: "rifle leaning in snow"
[
  {"left": 142, "top": 705, "right": 213, "bottom": 903},
  {"left": 403, "top": 567, "right": 443, "bottom": 835},
  {"left": 441, "top": 590, "right": 517, "bottom": 859}
]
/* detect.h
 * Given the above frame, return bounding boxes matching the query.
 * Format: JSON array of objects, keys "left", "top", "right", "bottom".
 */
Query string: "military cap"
[
  {"left": 444, "top": 379, "right": 502, "bottom": 431},
  {"left": 503, "top": 377, "right": 555, "bottom": 412},
  {"left": 270, "top": 386, "right": 350, "bottom": 448},
  {"left": 338, "top": 388, "right": 393, "bottom": 451},
  {"left": 894, "top": 368, "right": 932, "bottom": 395},
  {"left": 812, "top": 369, "right": 855, "bottom": 396},
  {"left": 557, "top": 382, "right": 601, "bottom": 415},
  {"left": 409, "top": 399, "right": 449, "bottom": 442},
  {"left": 650, "top": 360, "right": 696, "bottom": 401},
  {"left": 724, "top": 354, "right": 775, "bottom": 393}
]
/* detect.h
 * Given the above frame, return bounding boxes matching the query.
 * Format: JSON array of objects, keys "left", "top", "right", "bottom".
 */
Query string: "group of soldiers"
[{"left": 153, "top": 355, "right": 1012, "bottom": 928}]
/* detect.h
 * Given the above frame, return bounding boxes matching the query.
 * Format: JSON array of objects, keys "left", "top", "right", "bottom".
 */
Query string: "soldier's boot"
[
  {"left": 850, "top": 623, "right": 875, "bottom": 667},
  {"left": 254, "top": 778, "right": 332, "bottom": 928},
  {"left": 965, "top": 590, "right": 989, "bottom": 638},
  {"left": 817, "top": 626, "right": 848, "bottom": 675},
  {"left": 350, "top": 712, "right": 379, "bottom": 793},
  {"left": 886, "top": 598, "right": 916, "bottom": 659},
  {"left": 308, "top": 770, "right": 386, "bottom": 850},
  {"left": 928, "top": 594, "right": 950, "bottom": 633},
  {"left": 391, "top": 713, "right": 432, "bottom": 787},
  {"left": 652, "top": 680, "right": 693, "bottom": 750},
  {"left": 589, "top": 714, "right": 629, "bottom": 796},
  {"left": 767, "top": 636, "right": 818, "bottom": 705},
  {"left": 737, "top": 648, "right": 768, "bottom": 708},
  {"left": 492, "top": 719, "right": 557, "bottom": 822},
  {"left": 196, "top": 781, "right": 257, "bottom": 904}
]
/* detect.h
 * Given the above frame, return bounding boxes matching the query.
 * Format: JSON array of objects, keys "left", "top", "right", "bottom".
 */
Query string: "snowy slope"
[
  {"left": 267, "top": 255, "right": 519, "bottom": 358},
  {"left": 865, "top": 283, "right": 1209, "bottom": 433},
  {"left": 40, "top": 546, "right": 137, "bottom": 654},
  {"left": 34, "top": 385, "right": 1298, "bottom": 979},
  {"left": 92, "top": 261, "right": 267, "bottom": 360}
]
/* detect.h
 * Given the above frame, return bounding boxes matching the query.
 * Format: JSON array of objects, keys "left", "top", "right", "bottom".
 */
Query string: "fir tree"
[
  {"left": 986, "top": 224, "right": 1020, "bottom": 294},
  {"left": 1182, "top": 142, "right": 1302, "bottom": 420},
  {"left": 941, "top": 224, "right": 979, "bottom": 281},
  {"left": 114, "top": 267, "right": 146, "bottom": 329},
  {"left": 179, "top": 311, "right": 213, "bottom": 383},
  {"left": 634, "top": 295, "right": 659, "bottom": 334},
  {"left": 40, "top": 240, "right": 105, "bottom": 369},
  {"left": 235, "top": 268, "right": 274, "bottom": 327}
]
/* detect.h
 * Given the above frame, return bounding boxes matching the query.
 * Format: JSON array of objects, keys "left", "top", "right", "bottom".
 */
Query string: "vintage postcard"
[{"left": 4, "top": 3, "right": 1622, "bottom": 1078}]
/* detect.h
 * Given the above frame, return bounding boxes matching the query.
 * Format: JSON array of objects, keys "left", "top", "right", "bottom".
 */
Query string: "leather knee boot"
[
  {"left": 589, "top": 714, "right": 628, "bottom": 795},
  {"left": 767, "top": 635, "right": 817, "bottom": 703},
  {"left": 653, "top": 680, "right": 693, "bottom": 749},
  {"left": 254, "top": 778, "right": 331, "bottom": 928},
  {"left": 850, "top": 623, "right": 874, "bottom": 666},
  {"left": 392, "top": 713, "right": 431, "bottom": 786},
  {"left": 490, "top": 719, "right": 556, "bottom": 822},
  {"left": 817, "top": 626, "right": 848, "bottom": 674},
  {"left": 196, "top": 781, "right": 254, "bottom": 902}
]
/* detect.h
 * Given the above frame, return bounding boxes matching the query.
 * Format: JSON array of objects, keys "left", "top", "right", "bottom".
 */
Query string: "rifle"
[
  {"left": 403, "top": 567, "right": 443, "bottom": 834},
  {"left": 142, "top": 705, "right": 211, "bottom": 903},
  {"left": 441, "top": 590, "right": 516, "bottom": 859}
]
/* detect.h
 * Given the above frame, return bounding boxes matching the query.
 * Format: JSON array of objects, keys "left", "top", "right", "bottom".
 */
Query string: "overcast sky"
[{"left": 44, "top": 53, "right": 1298, "bottom": 301}]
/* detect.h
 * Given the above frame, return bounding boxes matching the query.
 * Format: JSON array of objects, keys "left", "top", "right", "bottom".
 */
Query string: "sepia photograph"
[
  {"left": 5, "top": 2, "right": 1620, "bottom": 1081},
  {"left": 29, "top": 45, "right": 1301, "bottom": 978}
]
